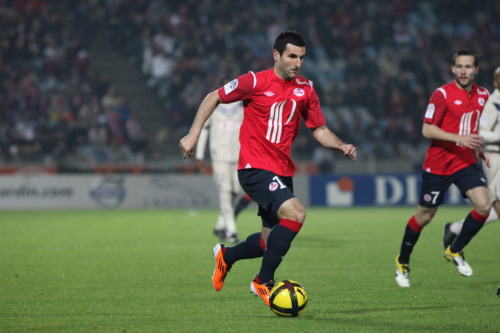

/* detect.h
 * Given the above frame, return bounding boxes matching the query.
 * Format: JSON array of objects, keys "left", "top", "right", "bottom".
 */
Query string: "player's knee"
[
  {"left": 277, "top": 198, "right": 306, "bottom": 223},
  {"left": 293, "top": 208, "right": 306, "bottom": 224},
  {"left": 285, "top": 206, "right": 306, "bottom": 224},
  {"left": 475, "top": 202, "right": 491, "bottom": 216}
]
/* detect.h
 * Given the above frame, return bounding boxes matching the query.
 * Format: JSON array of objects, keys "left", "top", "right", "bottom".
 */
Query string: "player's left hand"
[
  {"left": 341, "top": 144, "right": 356, "bottom": 161},
  {"left": 179, "top": 134, "right": 198, "bottom": 159}
]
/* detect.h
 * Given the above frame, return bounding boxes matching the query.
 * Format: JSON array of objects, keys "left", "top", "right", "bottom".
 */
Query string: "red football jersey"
[
  {"left": 218, "top": 68, "right": 326, "bottom": 176},
  {"left": 422, "top": 81, "right": 489, "bottom": 175}
]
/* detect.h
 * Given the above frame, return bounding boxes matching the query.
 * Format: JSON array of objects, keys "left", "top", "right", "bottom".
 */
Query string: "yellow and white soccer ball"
[{"left": 269, "top": 280, "right": 308, "bottom": 317}]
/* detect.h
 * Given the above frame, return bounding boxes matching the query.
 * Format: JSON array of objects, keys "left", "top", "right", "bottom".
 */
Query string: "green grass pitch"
[{"left": 1, "top": 206, "right": 499, "bottom": 332}]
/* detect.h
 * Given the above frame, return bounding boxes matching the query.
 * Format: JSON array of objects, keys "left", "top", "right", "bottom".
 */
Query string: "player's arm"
[
  {"left": 479, "top": 130, "right": 500, "bottom": 144},
  {"left": 179, "top": 90, "right": 221, "bottom": 159},
  {"left": 479, "top": 101, "right": 500, "bottom": 143},
  {"left": 422, "top": 123, "right": 482, "bottom": 149},
  {"left": 195, "top": 118, "right": 211, "bottom": 170},
  {"left": 311, "top": 125, "right": 356, "bottom": 161}
]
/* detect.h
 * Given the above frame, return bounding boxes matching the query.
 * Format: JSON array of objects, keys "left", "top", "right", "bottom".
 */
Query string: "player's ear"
[{"left": 273, "top": 49, "right": 280, "bottom": 63}]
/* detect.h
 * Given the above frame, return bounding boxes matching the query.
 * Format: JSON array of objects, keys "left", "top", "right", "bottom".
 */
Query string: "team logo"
[
  {"left": 293, "top": 88, "right": 304, "bottom": 97},
  {"left": 89, "top": 177, "right": 126, "bottom": 208},
  {"left": 423, "top": 194, "right": 432, "bottom": 202},
  {"left": 264, "top": 91, "right": 275, "bottom": 97},
  {"left": 425, "top": 103, "right": 435, "bottom": 119},
  {"left": 454, "top": 100, "right": 462, "bottom": 105},
  {"left": 224, "top": 79, "right": 238, "bottom": 95},
  {"left": 269, "top": 182, "right": 279, "bottom": 191},
  {"left": 478, "top": 98, "right": 485, "bottom": 106}
]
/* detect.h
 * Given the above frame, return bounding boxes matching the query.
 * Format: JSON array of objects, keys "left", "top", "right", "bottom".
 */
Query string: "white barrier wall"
[{"left": 0, "top": 174, "right": 310, "bottom": 210}]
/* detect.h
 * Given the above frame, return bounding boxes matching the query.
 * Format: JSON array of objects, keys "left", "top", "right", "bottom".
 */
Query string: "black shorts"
[
  {"left": 419, "top": 164, "right": 487, "bottom": 208},
  {"left": 238, "top": 168, "right": 295, "bottom": 228}
]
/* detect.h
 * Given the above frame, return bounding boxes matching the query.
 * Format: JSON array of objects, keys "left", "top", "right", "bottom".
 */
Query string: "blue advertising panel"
[{"left": 310, "top": 173, "right": 471, "bottom": 206}]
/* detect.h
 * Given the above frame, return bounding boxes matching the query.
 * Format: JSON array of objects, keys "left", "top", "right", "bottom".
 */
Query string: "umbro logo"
[
  {"left": 454, "top": 100, "right": 462, "bottom": 105},
  {"left": 264, "top": 91, "right": 274, "bottom": 97}
]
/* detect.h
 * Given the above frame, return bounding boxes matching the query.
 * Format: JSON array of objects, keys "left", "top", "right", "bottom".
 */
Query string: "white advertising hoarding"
[{"left": 0, "top": 175, "right": 219, "bottom": 210}]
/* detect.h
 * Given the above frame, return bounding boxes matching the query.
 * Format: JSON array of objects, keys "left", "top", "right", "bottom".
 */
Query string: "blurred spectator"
[
  {"left": 101, "top": 86, "right": 121, "bottom": 114},
  {"left": 126, "top": 115, "right": 148, "bottom": 154}
]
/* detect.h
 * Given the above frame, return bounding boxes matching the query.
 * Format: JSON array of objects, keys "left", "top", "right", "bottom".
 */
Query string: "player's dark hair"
[
  {"left": 452, "top": 48, "right": 478, "bottom": 67},
  {"left": 273, "top": 30, "right": 307, "bottom": 56}
]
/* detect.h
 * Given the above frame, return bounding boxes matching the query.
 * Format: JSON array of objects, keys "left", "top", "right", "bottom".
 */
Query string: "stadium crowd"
[
  {"left": 98, "top": 0, "right": 500, "bottom": 165},
  {"left": 2, "top": 0, "right": 500, "bottom": 168},
  {"left": 0, "top": 0, "right": 148, "bottom": 166}
]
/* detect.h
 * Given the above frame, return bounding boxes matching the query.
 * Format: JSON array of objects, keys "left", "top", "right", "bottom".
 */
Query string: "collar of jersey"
[
  {"left": 270, "top": 68, "right": 296, "bottom": 84},
  {"left": 449, "top": 81, "right": 478, "bottom": 96}
]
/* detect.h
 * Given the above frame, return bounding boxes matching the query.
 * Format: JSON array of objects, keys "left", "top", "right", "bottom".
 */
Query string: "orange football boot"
[
  {"left": 250, "top": 278, "right": 274, "bottom": 307},
  {"left": 212, "top": 244, "right": 230, "bottom": 291}
]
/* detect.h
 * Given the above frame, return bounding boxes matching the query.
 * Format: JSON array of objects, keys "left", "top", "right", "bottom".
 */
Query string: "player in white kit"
[
  {"left": 196, "top": 79, "right": 244, "bottom": 243},
  {"left": 443, "top": 67, "right": 500, "bottom": 248}
]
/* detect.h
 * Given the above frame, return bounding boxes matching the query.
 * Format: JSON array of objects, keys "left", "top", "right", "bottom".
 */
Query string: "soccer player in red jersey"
[
  {"left": 179, "top": 31, "right": 356, "bottom": 306},
  {"left": 395, "top": 49, "right": 491, "bottom": 287},
  {"left": 443, "top": 68, "right": 500, "bottom": 249}
]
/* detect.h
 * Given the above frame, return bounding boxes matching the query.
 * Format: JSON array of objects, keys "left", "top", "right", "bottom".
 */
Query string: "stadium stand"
[{"left": 1, "top": 0, "right": 500, "bottom": 173}]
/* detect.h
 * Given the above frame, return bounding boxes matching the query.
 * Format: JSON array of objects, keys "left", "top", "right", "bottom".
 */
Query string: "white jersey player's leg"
[
  {"left": 215, "top": 214, "right": 225, "bottom": 230},
  {"left": 219, "top": 191, "right": 237, "bottom": 236},
  {"left": 213, "top": 161, "right": 239, "bottom": 242}
]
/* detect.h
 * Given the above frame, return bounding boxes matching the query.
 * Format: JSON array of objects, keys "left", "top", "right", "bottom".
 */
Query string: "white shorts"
[
  {"left": 483, "top": 152, "right": 500, "bottom": 202},
  {"left": 212, "top": 161, "right": 240, "bottom": 194}
]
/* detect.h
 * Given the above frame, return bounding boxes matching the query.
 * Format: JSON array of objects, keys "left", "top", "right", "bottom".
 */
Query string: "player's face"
[
  {"left": 494, "top": 69, "right": 500, "bottom": 89},
  {"left": 273, "top": 44, "right": 306, "bottom": 80},
  {"left": 451, "top": 55, "right": 478, "bottom": 90}
]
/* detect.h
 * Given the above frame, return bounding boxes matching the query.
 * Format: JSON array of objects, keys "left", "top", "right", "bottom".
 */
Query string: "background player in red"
[
  {"left": 394, "top": 49, "right": 491, "bottom": 287},
  {"left": 179, "top": 30, "right": 356, "bottom": 306},
  {"left": 443, "top": 67, "right": 500, "bottom": 249}
]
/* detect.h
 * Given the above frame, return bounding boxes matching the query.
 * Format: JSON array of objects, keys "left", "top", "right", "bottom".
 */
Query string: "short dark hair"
[
  {"left": 452, "top": 48, "right": 478, "bottom": 67},
  {"left": 272, "top": 30, "right": 307, "bottom": 56}
]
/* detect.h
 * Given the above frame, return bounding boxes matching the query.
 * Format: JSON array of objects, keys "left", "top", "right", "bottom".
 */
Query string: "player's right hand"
[
  {"left": 458, "top": 134, "right": 483, "bottom": 149},
  {"left": 179, "top": 134, "right": 197, "bottom": 159}
]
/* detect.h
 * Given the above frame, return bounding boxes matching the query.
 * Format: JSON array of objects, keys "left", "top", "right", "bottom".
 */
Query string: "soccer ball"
[{"left": 269, "top": 280, "right": 308, "bottom": 317}]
